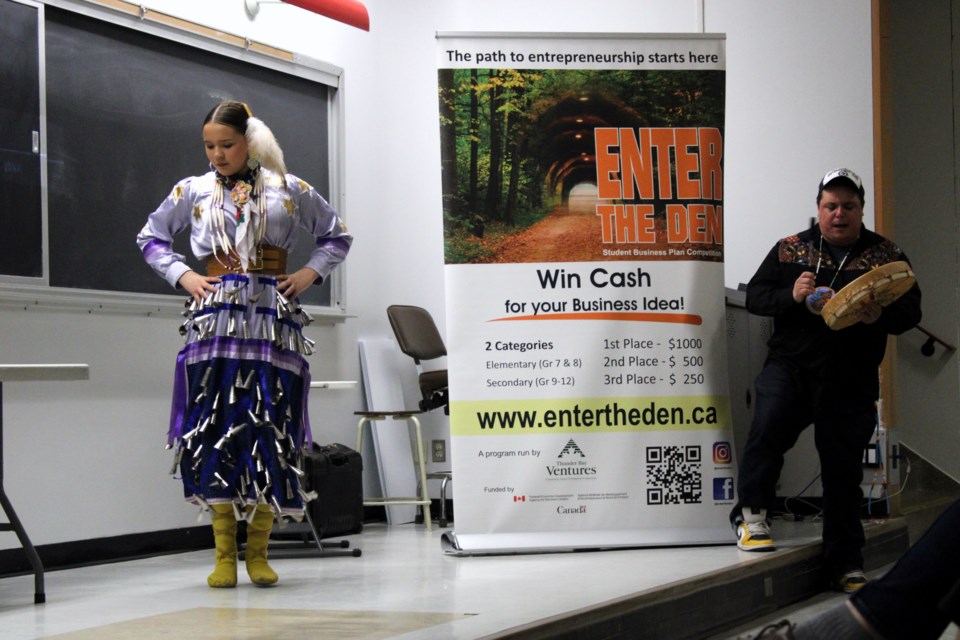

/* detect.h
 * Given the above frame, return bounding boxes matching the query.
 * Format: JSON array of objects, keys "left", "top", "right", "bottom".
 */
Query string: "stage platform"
[{"left": 0, "top": 516, "right": 909, "bottom": 639}]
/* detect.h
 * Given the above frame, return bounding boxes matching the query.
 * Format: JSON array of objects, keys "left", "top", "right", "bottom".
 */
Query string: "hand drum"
[{"left": 821, "top": 261, "right": 915, "bottom": 330}]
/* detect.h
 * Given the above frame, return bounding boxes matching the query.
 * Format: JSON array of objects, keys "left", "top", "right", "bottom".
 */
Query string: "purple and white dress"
[{"left": 137, "top": 167, "right": 351, "bottom": 519}]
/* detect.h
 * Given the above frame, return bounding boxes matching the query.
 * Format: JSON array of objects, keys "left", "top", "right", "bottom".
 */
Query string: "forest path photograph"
[{"left": 481, "top": 203, "right": 599, "bottom": 263}]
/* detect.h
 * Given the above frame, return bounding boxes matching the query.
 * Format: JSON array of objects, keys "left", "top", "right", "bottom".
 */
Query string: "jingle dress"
[{"left": 137, "top": 167, "right": 351, "bottom": 519}]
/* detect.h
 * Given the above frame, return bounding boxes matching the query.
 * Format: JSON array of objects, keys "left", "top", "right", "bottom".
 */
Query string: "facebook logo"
[{"left": 713, "top": 477, "right": 734, "bottom": 501}]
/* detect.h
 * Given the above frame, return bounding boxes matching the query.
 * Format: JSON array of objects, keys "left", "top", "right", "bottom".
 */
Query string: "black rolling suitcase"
[{"left": 302, "top": 442, "right": 364, "bottom": 538}]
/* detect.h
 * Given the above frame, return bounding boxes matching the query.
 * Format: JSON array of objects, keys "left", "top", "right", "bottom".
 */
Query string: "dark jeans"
[
  {"left": 852, "top": 498, "right": 960, "bottom": 639},
  {"left": 729, "top": 359, "right": 878, "bottom": 576}
]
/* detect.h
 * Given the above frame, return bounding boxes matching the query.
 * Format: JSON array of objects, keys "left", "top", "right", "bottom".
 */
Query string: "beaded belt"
[{"left": 206, "top": 245, "right": 288, "bottom": 276}]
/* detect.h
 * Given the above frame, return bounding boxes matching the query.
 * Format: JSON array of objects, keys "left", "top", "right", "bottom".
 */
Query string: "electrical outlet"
[{"left": 432, "top": 439, "right": 446, "bottom": 463}]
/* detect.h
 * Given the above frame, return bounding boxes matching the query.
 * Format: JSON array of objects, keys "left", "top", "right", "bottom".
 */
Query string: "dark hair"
[{"left": 203, "top": 100, "right": 250, "bottom": 134}]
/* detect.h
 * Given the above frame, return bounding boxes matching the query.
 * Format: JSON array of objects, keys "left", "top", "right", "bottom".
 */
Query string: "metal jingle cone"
[
  {"left": 181, "top": 425, "right": 200, "bottom": 443},
  {"left": 169, "top": 447, "right": 183, "bottom": 475},
  {"left": 287, "top": 463, "right": 306, "bottom": 478},
  {"left": 293, "top": 332, "right": 304, "bottom": 354},
  {"left": 271, "top": 496, "right": 284, "bottom": 521},
  {"left": 300, "top": 306, "right": 314, "bottom": 325}
]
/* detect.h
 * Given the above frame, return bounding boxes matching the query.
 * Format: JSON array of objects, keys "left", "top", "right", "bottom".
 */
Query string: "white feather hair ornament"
[{"left": 245, "top": 116, "right": 287, "bottom": 176}]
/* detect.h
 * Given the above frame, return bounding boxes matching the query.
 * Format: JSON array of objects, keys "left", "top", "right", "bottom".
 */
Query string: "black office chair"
[
  {"left": 387, "top": 305, "right": 449, "bottom": 414},
  {"left": 386, "top": 304, "right": 452, "bottom": 527}
]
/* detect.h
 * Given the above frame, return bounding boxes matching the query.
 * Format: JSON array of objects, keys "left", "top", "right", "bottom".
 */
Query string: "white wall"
[{"left": 0, "top": 0, "right": 879, "bottom": 548}]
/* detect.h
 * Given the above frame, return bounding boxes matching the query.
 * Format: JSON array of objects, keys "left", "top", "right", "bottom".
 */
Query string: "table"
[{"left": 0, "top": 364, "right": 89, "bottom": 604}]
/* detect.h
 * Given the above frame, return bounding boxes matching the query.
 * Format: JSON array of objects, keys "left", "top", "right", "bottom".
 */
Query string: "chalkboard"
[
  {"left": 0, "top": 0, "right": 42, "bottom": 279},
  {"left": 40, "top": 6, "right": 336, "bottom": 306}
]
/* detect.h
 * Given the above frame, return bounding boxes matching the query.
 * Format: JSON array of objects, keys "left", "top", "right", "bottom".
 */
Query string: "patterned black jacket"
[{"left": 746, "top": 225, "right": 921, "bottom": 402}]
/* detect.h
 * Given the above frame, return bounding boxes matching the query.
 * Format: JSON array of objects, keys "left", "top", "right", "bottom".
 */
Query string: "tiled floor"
[{"left": 0, "top": 518, "right": 950, "bottom": 640}]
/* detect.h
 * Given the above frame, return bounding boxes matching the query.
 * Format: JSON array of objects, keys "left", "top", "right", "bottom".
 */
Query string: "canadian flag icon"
[{"left": 513, "top": 495, "right": 526, "bottom": 502}]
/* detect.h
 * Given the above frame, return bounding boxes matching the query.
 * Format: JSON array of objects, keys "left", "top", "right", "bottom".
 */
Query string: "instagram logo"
[{"left": 712, "top": 441, "right": 732, "bottom": 465}]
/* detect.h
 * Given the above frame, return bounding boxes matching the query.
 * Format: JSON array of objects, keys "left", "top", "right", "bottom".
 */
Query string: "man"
[{"left": 731, "top": 168, "right": 921, "bottom": 593}]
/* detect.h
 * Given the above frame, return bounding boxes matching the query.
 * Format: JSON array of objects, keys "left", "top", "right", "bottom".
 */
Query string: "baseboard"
[
  {"left": 364, "top": 499, "right": 454, "bottom": 525},
  {"left": 0, "top": 525, "right": 212, "bottom": 579}
]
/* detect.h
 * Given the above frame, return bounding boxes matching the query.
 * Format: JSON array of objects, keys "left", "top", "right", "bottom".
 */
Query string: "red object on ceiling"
[{"left": 282, "top": 0, "right": 370, "bottom": 31}]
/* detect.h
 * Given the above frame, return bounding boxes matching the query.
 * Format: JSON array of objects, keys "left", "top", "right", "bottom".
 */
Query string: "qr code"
[{"left": 645, "top": 445, "right": 702, "bottom": 505}]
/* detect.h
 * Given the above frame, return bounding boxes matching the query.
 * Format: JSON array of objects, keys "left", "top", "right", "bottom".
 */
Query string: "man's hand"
[{"left": 793, "top": 271, "right": 817, "bottom": 303}]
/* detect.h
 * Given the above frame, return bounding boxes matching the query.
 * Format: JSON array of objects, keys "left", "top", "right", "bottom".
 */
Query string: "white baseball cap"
[{"left": 818, "top": 167, "right": 865, "bottom": 201}]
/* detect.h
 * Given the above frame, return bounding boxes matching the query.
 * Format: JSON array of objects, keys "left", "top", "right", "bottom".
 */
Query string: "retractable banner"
[{"left": 436, "top": 32, "right": 733, "bottom": 554}]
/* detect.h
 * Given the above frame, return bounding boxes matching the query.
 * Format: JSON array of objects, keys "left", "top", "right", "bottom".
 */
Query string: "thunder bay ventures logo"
[{"left": 546, "top": 439, "right": 597, "bottom": 478}]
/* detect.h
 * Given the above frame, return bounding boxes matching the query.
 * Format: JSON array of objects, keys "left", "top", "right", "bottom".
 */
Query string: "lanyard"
[{"left": 815, "top": 235, "right": 853, "bottom": 290}]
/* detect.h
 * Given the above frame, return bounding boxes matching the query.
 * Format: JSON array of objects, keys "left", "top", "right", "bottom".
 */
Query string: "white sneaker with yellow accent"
[{"left": 736, "top": 507, "right": 776, "bottom": 552}]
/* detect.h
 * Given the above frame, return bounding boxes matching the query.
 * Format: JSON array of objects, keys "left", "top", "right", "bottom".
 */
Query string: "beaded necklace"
[
  {"left": 209, "top": 166, "right": 267, "bottom": 271},
  {"left": 815, "top": 234, "right": 854, "bottom": 290}
]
